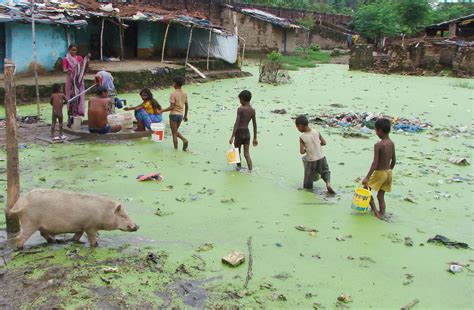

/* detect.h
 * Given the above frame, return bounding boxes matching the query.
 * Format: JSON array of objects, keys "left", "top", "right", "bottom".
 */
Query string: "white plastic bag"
[{"left": 226, "top": 146, "right": 240, "bottom": 164}]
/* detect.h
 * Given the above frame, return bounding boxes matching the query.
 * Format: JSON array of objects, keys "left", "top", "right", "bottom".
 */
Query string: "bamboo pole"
[
  {"left": 206, "top": 28, "right": 212, "bottom": 71},
  {"left": 241, "top": 37, "right": 246, "bottom": 67},
  {"left": 118, "top": 17, "right": 124, "bottom": 60},
  {"left": 100, "top": 18, "right": 105, "bottom": 60},
  {"left": 161, "top": 23, "right": 170, "bottom": 62},
  {"left": 31, "top": 0, "right": 40, "bottom": 120},
  {"left": 185, "top": 26, "right": 194, "bottom": 66},
  {"left": 4, "top": 60, "right": 20, "bottom": 234}
]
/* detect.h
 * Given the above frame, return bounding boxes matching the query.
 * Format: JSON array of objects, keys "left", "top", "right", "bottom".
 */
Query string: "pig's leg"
[
  {"left": 69, "top": 232, "right": 85, "bottom": 244},
  {"left": 40, "top": 230, "right": 58, "bottom": 244},
  {"left": 16, "top": 225, "right": 37, "bottom": 250},
  {"left": 86, "top": 230, "right": 98, "bottom": 247}
]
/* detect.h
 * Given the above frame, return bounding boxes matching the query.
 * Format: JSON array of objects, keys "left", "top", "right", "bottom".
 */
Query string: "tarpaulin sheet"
[{"left": 189, "top": 28, "right": 238, "bottom": 64}]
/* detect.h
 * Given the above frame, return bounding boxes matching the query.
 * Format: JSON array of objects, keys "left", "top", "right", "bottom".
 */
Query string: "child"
[
  {"left": 50, "top": 84, "right": 67, "bottom": 139},
  {"left": 295, "top": 115, "right": 335, "bottom": 194},
  {"left": 362, "top": 118, "right": 396, "bottom": 219},
  {"left": 159, "top": 77, "right": 189, "bottom": 151},
  {"left": 229, "top": 90, "right": 258, "bottom": 171}
]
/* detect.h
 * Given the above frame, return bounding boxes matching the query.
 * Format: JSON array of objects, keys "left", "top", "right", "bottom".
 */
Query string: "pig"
[{"left": 9, "top": 189, "right": 139, "bottom": 249}]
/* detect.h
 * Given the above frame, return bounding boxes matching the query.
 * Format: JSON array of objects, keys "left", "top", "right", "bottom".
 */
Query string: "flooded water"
[{"left": 1, "top": 64, "right": 473, "bottom": 308}]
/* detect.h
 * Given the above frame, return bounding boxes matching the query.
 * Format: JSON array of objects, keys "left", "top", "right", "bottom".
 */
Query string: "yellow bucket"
[{"left": 351, "top": 188, "right": 372, "bottom": 213}]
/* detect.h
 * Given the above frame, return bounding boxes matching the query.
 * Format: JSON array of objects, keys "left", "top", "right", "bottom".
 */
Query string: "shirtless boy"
[
  {"left": 88, "top": 87, "right": 121, "bottom": 134},
  {"left": 229, "top": 90, "right": 258, "bottom": 171},
  {"left": 50, "top": 84, "right": 67, "bottom": 139},
  {"left": 362, "top": 118, "right": 396, "bottom": 219}
]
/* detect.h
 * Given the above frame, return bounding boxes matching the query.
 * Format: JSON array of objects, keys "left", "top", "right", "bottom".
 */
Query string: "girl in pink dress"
[{"left": 63, "top": 44, "right": 88, "bottom": 127}]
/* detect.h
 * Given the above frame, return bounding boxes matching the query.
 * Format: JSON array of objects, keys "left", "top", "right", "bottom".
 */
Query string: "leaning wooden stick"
[
  {"left": 401, "top": 299, "right": 419, "bottom": 310},
  {"left": 243, "top": 236, "right": 253, "bottom": 289}
]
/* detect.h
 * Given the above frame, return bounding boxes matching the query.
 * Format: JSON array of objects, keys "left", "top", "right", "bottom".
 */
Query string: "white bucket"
[
  {"left": 121, "top": 113, "right": 134, "bottom": 131},
  {"left": 151, "top": 123, "right": 165, "bottom": 142},
  {"left": 71, "top": 116, "right": 82, "bottom": 131},
  {"left": 107, "top": 114, "right": 123, "bottom": 127}
]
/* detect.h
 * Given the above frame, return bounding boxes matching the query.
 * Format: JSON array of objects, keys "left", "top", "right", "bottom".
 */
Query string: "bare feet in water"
[
  {"left": 326, "top": 184, "right": 336, "bottom": 195},
  {"left": 183, "top": 140, "right": 189, "bottom": 151}
]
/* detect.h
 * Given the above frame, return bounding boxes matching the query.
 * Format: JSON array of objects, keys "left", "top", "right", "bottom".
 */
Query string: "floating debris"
[{"left": 222, "top": 251, "right": 245, "bottom": 267}]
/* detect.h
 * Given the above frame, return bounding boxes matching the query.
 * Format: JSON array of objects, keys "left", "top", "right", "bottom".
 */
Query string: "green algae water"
[{"left": 1, "top": 65, "right": 473, "bottom": 308}]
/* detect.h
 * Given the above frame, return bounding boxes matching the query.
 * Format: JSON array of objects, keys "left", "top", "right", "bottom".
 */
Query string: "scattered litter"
[
  {"left": 403, "top": 273, "right": 414, "bottom": 285},
  {"left": 275, "top": 242, "right": 283, "bottom": 247},
  {"left": 404, "top": 197, "right": 417, "bottom": 204},
  {"left": 220, "top": 198, "right": 236, "bottom": 204},
  {"left": 342, "top": 132, "right": 369, "bottom": 139},
  {"left": 448, "top": 158, "right": 470, "bottom": 166},
  {"left": 337, "top": 293, "right": 352, "bottom": 303},
  {"left": 295, "top": 225, "right": 318, "bottom": 233},
  {"left": 222, "top": 251, "right": 245, "bottom": 267},
  {"left": 137, "top": 172, "right": 164, "bottom": 182},
  {"left": 401, "top": 299, "right": 419, "bottom": 310},
  {"left": 197, "top": 243, "right": 214, "bottom": 252},
  {"left": 100, "top": 276, "right": 112, "bottom": 284},
  {"left": 154, "top": 208, "right": 172, "bottom": 217},
  {"left": 102, "top": 267, "right": 118, "bottom": 273},
  {"left": 276, "top": 294, "right": 287, "bottom": 301},
  {"left": 271, "top": 109, "right": 287, "bottom": 114},
  {"left": 404, "top": 237, "right": 414, "bottom": 247},
  {"left": 427, "top": 235, "right": 469, "bottom": 249},
  {"left": 448, "top": 264, "right": 463, "bottom": 274}
]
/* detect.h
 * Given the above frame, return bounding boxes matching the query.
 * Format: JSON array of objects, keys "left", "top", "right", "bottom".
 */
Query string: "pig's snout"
[{"left": 128, "top": 224, "right": 139, "bottom": 232}]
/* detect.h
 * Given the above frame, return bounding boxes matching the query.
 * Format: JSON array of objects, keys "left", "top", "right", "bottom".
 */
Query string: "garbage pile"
[{"left": 310, "top": 112, "right": 432, "bottom": 133}]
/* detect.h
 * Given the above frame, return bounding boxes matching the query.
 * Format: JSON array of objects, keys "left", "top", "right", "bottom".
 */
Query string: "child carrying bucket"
[{"left": 362, "top": 118, "right": 396, "bottom": 220}]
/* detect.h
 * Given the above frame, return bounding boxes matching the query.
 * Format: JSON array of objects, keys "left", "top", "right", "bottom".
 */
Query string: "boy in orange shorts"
[{"left": 362, "top": 118, "right": 396, "bottom": 219}]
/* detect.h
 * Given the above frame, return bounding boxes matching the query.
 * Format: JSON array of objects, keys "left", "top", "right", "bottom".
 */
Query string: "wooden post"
[
  {"left": 241, "top": 37, "right": 246, "bottom": 67},
  {"left": 161, "top": 22, "right": 171, "bottom": 62},
  {"left": 4, "top": 60, "right": 20, "bottom": 234},
  {"left": 31, "top": 0, "right": 40, "bottom": 120},
  {"left": 118, "top": 17, "right": 124, "bottom": 60},
  {"left": 206, "top": 28, "right": 212, "bottom": 71},
  {"left": 185, "top": 26, "right": 194, "bottom": 66},
  {"left": 100, "top": 18, "right": 105, "bottom": 60},
  {"left": 65, "top": 27, "right": 70, "bottom": 48}
]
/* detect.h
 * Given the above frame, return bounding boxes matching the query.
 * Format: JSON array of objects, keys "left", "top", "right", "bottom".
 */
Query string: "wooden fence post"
[
  {"left": 4, "top": 59, "right": 20, "bottom": 234},
  {"left": 161, "top": 23, "right": 171, "bottom": 63}
]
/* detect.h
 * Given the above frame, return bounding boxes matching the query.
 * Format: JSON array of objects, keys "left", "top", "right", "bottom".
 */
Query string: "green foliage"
[
  {"left": 352, "top": 0, "right": 401, "bottom": 40},
  {"left": 309, "top": 43, "right": 321, "bottom": 52},
  {"left": 296, "top": 16, "right": 315, "bottom": 29},
  {"left": 430, "top": 3, "right": 474, "bottom": 24},
  {"left": 267, "top": 51, "right": 283, "bottom": 64},
  {"left": 396, "top": 0, "right": 431, "bottom": 35}
]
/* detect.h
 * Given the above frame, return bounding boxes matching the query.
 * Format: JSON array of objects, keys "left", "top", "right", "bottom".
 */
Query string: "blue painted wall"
[
  {"left": 5, "top": 22, "right": 68, "bottom": 73},
  {"left": 137, "top": 21, "right": 165, "bottom": 58}
]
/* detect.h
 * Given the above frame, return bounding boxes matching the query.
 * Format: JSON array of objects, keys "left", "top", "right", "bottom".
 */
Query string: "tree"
[
  {"left": 352, "top": 0, "right": 400, "bottom": 40},
  {"left": 396, "top": 0, "right": 431, "bottom": 35},
  {"left": 430, "top": 3, "right": 474, "bottom": 24}
]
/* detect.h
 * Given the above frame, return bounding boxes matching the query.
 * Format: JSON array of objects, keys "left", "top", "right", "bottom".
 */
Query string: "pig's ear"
[{"left": 114, "top": 204, "right": 122, "bottom": 214}]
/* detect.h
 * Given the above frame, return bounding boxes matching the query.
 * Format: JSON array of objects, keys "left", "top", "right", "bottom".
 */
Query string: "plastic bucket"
[
  {"left": 151, "top": 123, "right": 165, "bottom": 142},
  {"left": 121, "top": 113, "right": 134, "bottom": 131},
  {"left": 351, "top": 188, "right": 372, "bottom": 213},
  {"left": 107, "top": 114, "right": 123, "bottom": 127},
  {"left": 71, "top": 116, "right": 83, "bottom": 131},
  {"left": 226, "top": 147, "right": 241, "bottom": 164}
]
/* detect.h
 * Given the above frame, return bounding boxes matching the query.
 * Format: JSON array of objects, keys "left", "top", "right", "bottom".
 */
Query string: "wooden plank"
[
  {"left": 206, "top": 28, "right": 212, "bottom": 71},
  {"left": 4, "top": 59, "right": 20, "bottom": 233},
  {"left": 185, "top": 26, "right": 194, "bottom": 66},
  {"left": 100, "top": 18, "right": 105, "bottom": 60},
  {"left": 186, "top": 63, "right": 206, "bottom": 79}
]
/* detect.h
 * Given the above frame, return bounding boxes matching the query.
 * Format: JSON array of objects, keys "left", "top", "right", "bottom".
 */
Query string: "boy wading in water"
[
  {"left": 362, "top": 118, "right": 396, "bottom": 219},
  {"left": 229, "top": 90, "right": 258, "bottom": 171},
  {"left": 50, "top": 84, "right": 67, "bottom": 139},
  {"left": 160, "top": 77, "right": 189, "bottom": 151},
  {"left": 295, "top": 115, "right": 335, "bottom": 194}
]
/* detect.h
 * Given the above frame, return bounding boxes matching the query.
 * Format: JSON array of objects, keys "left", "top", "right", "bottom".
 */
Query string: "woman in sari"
[
  {"left": 63, "top": 44, "right": 89, "bottom": 127},
  {"left": 124, "top": 88, "right": 163, "bottom": 131}
]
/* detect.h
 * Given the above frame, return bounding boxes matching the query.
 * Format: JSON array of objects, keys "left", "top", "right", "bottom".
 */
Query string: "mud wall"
[
  {"left": 349, "top": 43, "right": 474, "bottom": 77},
  {"left": 220, "top": 7, "right": 295, "bottom": 53}
]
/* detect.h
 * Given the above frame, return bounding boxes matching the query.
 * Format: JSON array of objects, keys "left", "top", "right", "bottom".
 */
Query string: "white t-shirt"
[{"left": 300, "top": 129, "right": 324, "bottom": 161}]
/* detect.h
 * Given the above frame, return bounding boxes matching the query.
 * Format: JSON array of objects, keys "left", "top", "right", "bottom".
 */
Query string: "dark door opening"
[
  {"left": 0, "top": 24, "right": 6, "bottom": 72},
  {"left": 124, "top": 22, "right": 138, "bottom": 59}
]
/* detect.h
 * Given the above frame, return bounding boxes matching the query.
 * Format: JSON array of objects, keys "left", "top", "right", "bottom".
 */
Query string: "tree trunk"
[{"left": 4, "top": 59, "right": 20, "bottom": 234}]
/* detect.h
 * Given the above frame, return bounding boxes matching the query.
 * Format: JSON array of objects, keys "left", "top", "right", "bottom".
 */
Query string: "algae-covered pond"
[{"left": 1, "top": 64, "right": 473, "bottom": 308}]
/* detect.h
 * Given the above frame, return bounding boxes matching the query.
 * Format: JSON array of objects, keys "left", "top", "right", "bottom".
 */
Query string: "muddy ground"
[{"left": 0, "top": 64, "right": 473, "bottom": 308}]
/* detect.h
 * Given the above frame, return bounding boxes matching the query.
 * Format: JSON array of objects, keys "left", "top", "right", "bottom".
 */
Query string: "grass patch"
[
  {"left": 452, "top": 80, "right": 474, "bottom": 90},
  {"left": 280, "top": 50, "right": 331, "bottom": 70}
]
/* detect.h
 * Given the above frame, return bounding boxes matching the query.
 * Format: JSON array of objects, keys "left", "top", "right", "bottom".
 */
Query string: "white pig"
[{"left": 9, "top": 189, "right": 139, "bottom": 249}]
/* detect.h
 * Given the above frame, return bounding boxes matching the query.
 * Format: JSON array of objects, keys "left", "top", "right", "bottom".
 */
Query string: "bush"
[
  {"left": 309, "top": 44, "right": 321, "bottom": 52},
  {"left": 267, "top": 51, "right": 283, "bottom": 64}
]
